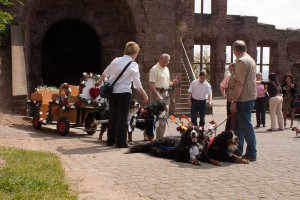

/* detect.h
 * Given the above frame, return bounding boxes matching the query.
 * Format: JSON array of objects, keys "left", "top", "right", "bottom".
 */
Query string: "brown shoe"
[{"left": 242, "top": 155, "right": 256, "bottom": 162}]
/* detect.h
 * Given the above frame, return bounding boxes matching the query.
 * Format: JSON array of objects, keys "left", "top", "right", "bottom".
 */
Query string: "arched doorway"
[{"left": 41, "top": 20, "right": 101, "bottom": 86}]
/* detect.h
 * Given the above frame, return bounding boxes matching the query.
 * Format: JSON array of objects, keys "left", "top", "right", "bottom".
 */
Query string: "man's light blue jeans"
[{"left": 234, "top": 100, "right": 257, "bottom": 158}]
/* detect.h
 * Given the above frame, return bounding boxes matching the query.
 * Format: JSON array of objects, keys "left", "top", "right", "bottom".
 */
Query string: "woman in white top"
[{"left": 98, "top": 42, "right": 148, "bottom": 148}]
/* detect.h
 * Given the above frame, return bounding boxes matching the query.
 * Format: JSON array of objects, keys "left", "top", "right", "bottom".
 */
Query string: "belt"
[
  {"left": 192, "top": 98, "right": 206, "bottom": 102},
  {"left": 156, "top": 88, "right": 168, "bottom": 93}
]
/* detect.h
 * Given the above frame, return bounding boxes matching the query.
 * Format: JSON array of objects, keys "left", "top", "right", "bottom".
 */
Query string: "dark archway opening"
[{"left": 41, "top": 20, "right": 101, "bottom": 86}]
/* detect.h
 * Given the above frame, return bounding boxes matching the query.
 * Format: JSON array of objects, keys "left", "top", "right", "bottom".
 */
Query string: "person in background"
[
  {"left": 220, "top": 63, "right": 235, "bottom": 130},
  {"left": 230, "top": 40, "right": 257, "bottom": 162},
  {"left": 188, "top": 71, "right": 212, "bottom": 130},
  {"left": 259, "top": 73, "right": 284, "bottom": 131},
  {"left": 149, "top": 53, "right": 178, "bottom": 140},
  {"left": 282, "top": 74, "right": 297, "bottom": 128},
  {"left": 97, "top": 41, "right": 148, "bottom": 148},
  {"left": 255, "top": 72, "right": 268, "bottom": 128}
]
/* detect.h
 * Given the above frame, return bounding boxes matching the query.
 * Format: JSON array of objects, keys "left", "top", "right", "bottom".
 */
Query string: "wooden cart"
[{"left": 29, "top": 77, "right": 108, "bottom": 136}]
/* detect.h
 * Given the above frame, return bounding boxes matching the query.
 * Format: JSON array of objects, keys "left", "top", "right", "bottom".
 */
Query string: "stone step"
[
  {"left": 180, "top": 80, "right": 189, "bottom": 83},
  {"left": 181, "top": 77, "right": 189, "bottom": 82},
  {"left": 180, "top": 85, "right": 189, "bottom": 90},
  {"left": 173, "top": 111, "right": 191, "bottom": 118},
  {"left": 179, "top": 97, "right": 189, "bottom": 102}
]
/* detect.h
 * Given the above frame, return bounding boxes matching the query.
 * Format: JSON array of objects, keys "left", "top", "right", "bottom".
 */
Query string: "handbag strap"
[{"left": 111, "top": 61, "right": 132, "bottom": 86}]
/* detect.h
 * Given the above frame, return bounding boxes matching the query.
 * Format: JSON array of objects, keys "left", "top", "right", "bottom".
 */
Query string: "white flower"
[
  {"left": 97, "top": 74, "right": 100, "bottom": 78},
  {"left": 81, "top": 81, "right": 85, "bottom": 84},
  {"left": 71, "top": 105, "right": 75, "bottom": 109},
  {"left": 33, "top": 100, "right": 36, "bottom": 104},
  {"left": 49, "top": 99, "right": 53, "bottom": 102},
  {"left": 39, "top": 118, "right": 43, "bottom": 121},
  {"left": 43, "top": 120, "right": 47, "bottom": 124},
  {"left": 79, "top": 94, "right": 82, "bottom": 98},
  {"left": 83, "top": 72, "right": 87, "bottom": 76},
  {"left": 68, "top": 88, "right": 72, "bottom": 92},
  {"left": 88, "top": 100, "right": 91, "bottom": 104},
  {"left": 62, "top": 106, "right": 65, "bottom": 110},
  {"left": 39, "top": 111, "right": 43, "bottom": 115},
  {"left": 27, "top": 99, "right": 31, "bottom": 102},
  {"left": 46, "top": 112, "right": 49, "bottom": 116},
  {"left": 56, "top": 100, "right": 59, "bottom": 104}
]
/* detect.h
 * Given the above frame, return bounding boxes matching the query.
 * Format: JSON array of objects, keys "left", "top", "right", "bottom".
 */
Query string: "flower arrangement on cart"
[{"left": 27, "top": 72, "right": 108, "bottom": 136}]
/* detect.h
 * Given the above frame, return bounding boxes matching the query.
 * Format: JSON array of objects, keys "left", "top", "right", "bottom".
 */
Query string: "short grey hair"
[
  {"left": 233, "top": 40, "right": 247, "bottom": 52},
  {"left": 160, "top": 53, "right": 170, "bottom": 60}
]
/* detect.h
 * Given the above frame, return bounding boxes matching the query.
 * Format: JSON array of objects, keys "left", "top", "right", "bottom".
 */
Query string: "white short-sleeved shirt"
[
  {"left": 103, "top": 55, "right": 142, "bottom": 93},
  {"left": 188, "top": 79, "right": 212, "bottom": 100},
  {"left": 149, "top": 63, "right": 170, "bottom": 89}
]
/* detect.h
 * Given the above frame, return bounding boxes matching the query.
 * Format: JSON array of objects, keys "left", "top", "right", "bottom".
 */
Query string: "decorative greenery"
[
  {"left": 60, "top": 83, "right": 71, "bottom": 97},
  {"left": 27, "top": 99, "right": 42, "bottom": 115},
  {"left": 0, "top": 0, "right": 16, "bottom": 37},
  {"left": 46, "top": 83, "right": 77, "bottom": 115},
  {"left": 0, "top": 147, "right": 77, "bottom": 199},
  {"left": 78, "top": 72, "right": 103, "bottom": 107},
  {"left": 79, "top": 72, "right": 100, "bottom": 94},
  {"left": 35, "top": 85, "right": 59, "bottom": 92}
]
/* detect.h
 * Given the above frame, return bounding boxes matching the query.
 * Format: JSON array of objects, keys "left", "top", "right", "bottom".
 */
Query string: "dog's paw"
[
  {"left": 190, "top": 159, "right": 202, "bottom": 166},
  {"left": 196, "top": 161, "right": 202, "bottom": 166},
  {"left": 242, "top": 159, "right": 250, "bottom": 164},
  {"left": 209, "top": 159, "right": 222, "bottom": 166}
]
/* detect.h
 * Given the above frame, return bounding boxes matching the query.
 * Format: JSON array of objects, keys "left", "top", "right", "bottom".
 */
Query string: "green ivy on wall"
[{"left": 0, "top": 0, "right": 13, "bottom": 36}]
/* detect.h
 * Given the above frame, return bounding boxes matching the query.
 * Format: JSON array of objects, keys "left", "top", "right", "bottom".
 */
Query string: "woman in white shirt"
[{"left": 98, "top": 42, "right": 148, "bottom": 148}]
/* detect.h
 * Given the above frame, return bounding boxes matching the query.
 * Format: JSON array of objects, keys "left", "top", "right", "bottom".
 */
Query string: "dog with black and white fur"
[{"left": 98, "top": 99, "right": 141, "bottom": 142}]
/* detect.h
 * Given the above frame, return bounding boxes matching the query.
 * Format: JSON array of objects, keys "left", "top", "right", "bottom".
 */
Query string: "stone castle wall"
[{"left": 1, "top": 0, "right": 300, "bottom": 113}]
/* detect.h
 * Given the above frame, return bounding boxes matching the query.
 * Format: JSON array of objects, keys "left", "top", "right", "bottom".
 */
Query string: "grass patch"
[{"left": 0, "top": 147, "right": 77, "bottom": 199}]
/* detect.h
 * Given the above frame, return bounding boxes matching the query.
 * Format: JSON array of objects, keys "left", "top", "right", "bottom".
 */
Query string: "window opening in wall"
[
  {"left": 224, "top": 45, "right": 237, "bottom": 77},
  {"left": 195, "top": 0, "right": 211, "bottom": 14},
  {"left": 194, "top": 45, "right": 211, "bottom": 79},
  {"left": 257, "top": 46, "right": 270, "bottom": 80}
]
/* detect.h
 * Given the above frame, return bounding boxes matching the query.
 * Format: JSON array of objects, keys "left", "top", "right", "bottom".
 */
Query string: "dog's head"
[
  {"left": 180, "top": 126, "right": 203, "bottom": 147},
  {"left": 209, "top": 120, "right": 217, "bottom": 127},
  {"left": 292, "top": 126, "right": 300, "bottom": 132},
  {"left": 214, "top": 130, "right": 239, "bottom": 152},
  {"left": 129, "top": 99, "right": 140, "bottom": 114},
  {"left": 143, "top": 101, "right": 166, "bottom": 117}
]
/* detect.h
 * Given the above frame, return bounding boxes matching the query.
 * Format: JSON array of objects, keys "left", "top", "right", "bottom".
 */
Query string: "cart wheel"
[
  {"left": 85, "top": 116, "right": 96, "bottom": 135},
  {"left": 57, "top": 117, "right": 70, "bottom": 136},
  {"left": 32, "top": 114, "right": 42, "bottom": 130}
]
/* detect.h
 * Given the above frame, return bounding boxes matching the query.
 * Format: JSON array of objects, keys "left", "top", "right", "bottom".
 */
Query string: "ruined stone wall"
[
  {"left": 1, "top": 0, "right": 182, "bottom": 112},
  {"left": 1, "top": 0, "right": 300, "bottom": 113}
]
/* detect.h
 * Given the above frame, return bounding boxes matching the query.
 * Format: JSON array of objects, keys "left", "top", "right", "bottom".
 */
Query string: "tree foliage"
[{"left": 0, "top": 0, "right": 13, "bottom": 36}]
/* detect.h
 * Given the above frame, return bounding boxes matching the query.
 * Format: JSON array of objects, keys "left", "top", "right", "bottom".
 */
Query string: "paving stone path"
[{"left": 1, "top": 98, "right": 300, "bottom": 199}]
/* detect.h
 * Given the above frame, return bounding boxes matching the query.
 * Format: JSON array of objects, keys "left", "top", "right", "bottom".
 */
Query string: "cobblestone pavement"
[{"left": 1, "top": 98, "right": 300, "bottom": 199}]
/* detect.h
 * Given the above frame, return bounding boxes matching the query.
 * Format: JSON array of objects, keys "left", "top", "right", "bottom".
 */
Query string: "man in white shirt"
[
  {"left": 148, "top": 53, "right": 178, "bottom": 139},
  {"left": 188, "top": 71, "right": 212, "bottom": 129}
]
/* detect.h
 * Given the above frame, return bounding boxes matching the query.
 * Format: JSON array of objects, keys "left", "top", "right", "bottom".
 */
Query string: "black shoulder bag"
[{"left": 100, "top": 61, "right": 132, "bottom": 99}]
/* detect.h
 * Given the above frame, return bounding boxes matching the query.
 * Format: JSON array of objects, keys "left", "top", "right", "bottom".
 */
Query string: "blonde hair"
[{"left": 124, "top": 41, "right": 140, "bottom": 55}]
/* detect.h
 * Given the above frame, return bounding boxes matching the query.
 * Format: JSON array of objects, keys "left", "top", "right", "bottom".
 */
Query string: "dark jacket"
[{"left": 282, "top": 83, "right": 297, "bottom": 98}]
